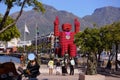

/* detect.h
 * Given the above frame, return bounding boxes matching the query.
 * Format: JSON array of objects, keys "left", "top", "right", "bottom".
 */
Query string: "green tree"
[
  {"left": 75, "top": 28, "right": 101, "bottom": 75},
  {"left": 75, "top": 21, "right": 120, "bottom": 75},
  {"left": 17, "top": 46, "right": 24, "bottom": 53},
  {"left": 0, "top": 0, "right": 45, "bottom": 33},
  {"left": 0, "top": 16, "right": 20, "bottom": 41},
  {"left": 108, "top": 22, "right": 120, "bottom": 70}
]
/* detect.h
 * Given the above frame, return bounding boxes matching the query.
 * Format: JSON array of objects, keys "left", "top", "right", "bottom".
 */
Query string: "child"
[{"left": 48, "top": 58, "right": 54, "bottom": 75}]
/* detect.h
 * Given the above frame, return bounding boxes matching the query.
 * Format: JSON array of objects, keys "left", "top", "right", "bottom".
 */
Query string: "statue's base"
[{"left": 79, "top": 74, "right": 105, "bottom": 80}]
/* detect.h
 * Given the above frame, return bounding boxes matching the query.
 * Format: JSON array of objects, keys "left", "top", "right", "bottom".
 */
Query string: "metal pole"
[
  {"left": 36, "top": 23, "right": 37, "bottom": 55},
  {"left": 24, "top": 23, "right": 27, "bottom": 65},
  {"left": 24, "top": 25, "right": 26, "bottom": 52}
]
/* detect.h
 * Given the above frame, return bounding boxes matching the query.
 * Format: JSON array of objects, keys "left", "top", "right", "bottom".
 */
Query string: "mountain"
[
  {"left": 11, "top": 4, "right": 92, "bottom": 40},
  {"left": 11, "top": 5, "right": 120, "bottom": 40},
  {"left": 83, "top": 6, "right": 120, "bottom": 27}
]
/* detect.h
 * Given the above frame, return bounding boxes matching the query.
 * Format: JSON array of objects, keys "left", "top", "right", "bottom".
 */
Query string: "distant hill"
[
  {"left": 11, "top": 5, "right": 120, "bottom": 40},
  {"left": 83, "top": 6, "right": 120, "bottom": 27}
]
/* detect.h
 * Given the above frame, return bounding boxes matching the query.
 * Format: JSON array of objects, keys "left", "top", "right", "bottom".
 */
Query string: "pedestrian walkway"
[
  {"left": 37, "top": 73, "right": 79, "bottom": 80},
  {"left": 15, "top": 64, "right": 120, "bottom": 80},
  {"left": 39, "top": 65, "right": 80, "bottom": 74},
  {"left": 36, "top": 65, "right": 120, "bottom": 80}
]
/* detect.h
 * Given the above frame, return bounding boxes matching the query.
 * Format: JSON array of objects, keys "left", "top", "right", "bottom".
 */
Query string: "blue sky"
[{"left": 0, "top": 0, "right": 120, "bottom": 17}]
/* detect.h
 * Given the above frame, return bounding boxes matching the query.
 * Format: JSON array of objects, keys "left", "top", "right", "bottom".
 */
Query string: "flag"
[{"left": 25, "top": 23, "right": 30, "bottom": 34}]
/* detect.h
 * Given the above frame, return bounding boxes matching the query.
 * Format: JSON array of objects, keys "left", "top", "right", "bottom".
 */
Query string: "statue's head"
[{"left": 62, "top": 23, "right": 72, "bottom": 32}]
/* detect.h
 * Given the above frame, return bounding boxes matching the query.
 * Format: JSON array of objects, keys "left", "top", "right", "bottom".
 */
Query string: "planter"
[{"left": 79, "top": 74, "right": 105, "bottom": 80}]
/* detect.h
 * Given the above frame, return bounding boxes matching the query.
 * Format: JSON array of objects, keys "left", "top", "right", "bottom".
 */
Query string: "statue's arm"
[
  {"left": 54, "top": 16, "right": 60, "bottom": 36},
  {"left": 74, "top": 18, "right": 80, "bottom": 33}
]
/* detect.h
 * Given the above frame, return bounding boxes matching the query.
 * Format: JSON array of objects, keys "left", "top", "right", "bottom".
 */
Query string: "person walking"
[
  {"left": 55, "top": 59, "right": 61, "bottom": 75},
  {"left": 48, "top": 58, "right": 54, "bottom": 75},
  {"left": 61, "top": 58, "right": 68, "bottom": 76},
  {"left": 69, "top": 57, "right": 75, "bottom": 75}
]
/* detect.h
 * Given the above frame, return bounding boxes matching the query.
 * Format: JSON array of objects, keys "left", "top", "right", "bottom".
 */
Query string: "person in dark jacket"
[
  {"left": 55, "top": 59, "right": 61, "bottom": 75},
  {"left": 61, "top": 58, "right": 68, "bottom": 76},
  {"left": 69, "top": 57, "right": 75, "bottom": 75},
  {"left": 26, "top": 59, "right": 40, "bottom": 79},
  {"left": 24, "top": 53, "right": 40, "bottom": 80}
]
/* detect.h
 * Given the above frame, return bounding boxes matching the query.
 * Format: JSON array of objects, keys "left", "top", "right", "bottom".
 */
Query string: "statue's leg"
[
  {"left": 69, "top": 44, "right": 77, "bottom": 57},
  {"left": 61, "top": 43, "right": 68, "bottom": 56}
]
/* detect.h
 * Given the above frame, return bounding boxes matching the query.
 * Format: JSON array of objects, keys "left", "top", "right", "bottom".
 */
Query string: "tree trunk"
[
  {"left": 97, "top": 49, "right": 103, "bottom": 66},
  {"left": 115, "top": 43, "right": 118, "bottom": 71},
  {"left": 0, "top": 6, "right": 11, "bottom": 30},
  {"left": 86, "top": 52, "right": 97, "bottom": 75},
  {"left": 0, "top": 0, "right": 27, "bottom": 33}
]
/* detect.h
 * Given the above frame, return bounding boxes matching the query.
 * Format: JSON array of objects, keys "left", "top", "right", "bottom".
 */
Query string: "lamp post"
[{"left": 35, "top": 23, "right": 38, "bottom": 55}]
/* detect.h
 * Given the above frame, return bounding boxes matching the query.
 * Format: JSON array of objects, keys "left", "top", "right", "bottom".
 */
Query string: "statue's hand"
[
  {"left": 74, "top": 18, "right": 80, "bottom": 27},
  {"left": 54, "top": 16, "right": 59, "bottom": 25}
]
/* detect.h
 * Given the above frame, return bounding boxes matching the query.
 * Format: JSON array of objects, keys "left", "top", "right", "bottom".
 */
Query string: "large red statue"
[{"left": 54, "top": 16, "right": 80, "bottom": 57}]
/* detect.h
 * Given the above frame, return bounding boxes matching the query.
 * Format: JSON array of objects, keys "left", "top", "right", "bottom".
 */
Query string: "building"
[
  {"left": 0, "top": 38, "right": 32, "bottom": 54},
  {"left": 17, "top": 40, "right": 32, "bottom": 47},
  {"left": 32, "top": 32, "right": 55, "bottom": 53},
  {"left": 0, "top": 41, "right": 5, "bottom": 53}
]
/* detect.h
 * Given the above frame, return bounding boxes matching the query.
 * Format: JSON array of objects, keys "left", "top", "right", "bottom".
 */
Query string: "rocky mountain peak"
[{"left": 10, "top": 4, "right": 120, "bottom": 40}]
